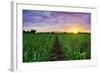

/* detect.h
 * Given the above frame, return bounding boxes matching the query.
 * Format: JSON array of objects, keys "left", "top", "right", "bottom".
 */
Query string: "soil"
[{"left": 49, "top": 35, "right": 64, "bottom": 61}]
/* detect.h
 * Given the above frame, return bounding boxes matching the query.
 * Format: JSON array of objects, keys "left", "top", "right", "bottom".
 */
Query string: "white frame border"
[{"left": 11, "top": 1, "right": 97, "bottom": 72}]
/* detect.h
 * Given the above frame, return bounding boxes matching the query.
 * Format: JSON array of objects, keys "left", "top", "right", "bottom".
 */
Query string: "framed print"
[{"left": 11, "top": 1, "right": 97, "bottom": 71}]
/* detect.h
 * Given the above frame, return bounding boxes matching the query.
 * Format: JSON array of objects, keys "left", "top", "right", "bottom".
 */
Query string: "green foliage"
[
  {"left": 23, "top": 33, "right": 91, "bottom": 62},
  {"left": 58, "top": 34, "right": 91, "bottom": 60},
  {"left": 23, "top": 33, "right": 54, "bottom": 62}
]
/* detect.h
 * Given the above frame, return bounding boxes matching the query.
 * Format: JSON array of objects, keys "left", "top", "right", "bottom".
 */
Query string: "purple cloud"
[{"left": 23, "top": 10, "right": 91, "bottom": 32}]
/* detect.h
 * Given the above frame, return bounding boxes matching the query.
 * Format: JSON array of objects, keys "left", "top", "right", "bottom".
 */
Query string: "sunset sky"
[{"left": 23, "top": 10, "right": 91, "bottom": 33}]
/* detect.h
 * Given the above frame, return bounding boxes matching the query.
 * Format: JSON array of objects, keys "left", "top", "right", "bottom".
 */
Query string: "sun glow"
[
  {"left": 72, "top": 30, "right": 79, "bottom": 34},
  {"left": 63, "top": 23, "right": 90, "bottom": 33}
]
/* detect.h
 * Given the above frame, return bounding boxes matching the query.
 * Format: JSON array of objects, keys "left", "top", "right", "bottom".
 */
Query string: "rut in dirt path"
[{"left": 49, "top": 35, "right": 64, "bottom": 61}]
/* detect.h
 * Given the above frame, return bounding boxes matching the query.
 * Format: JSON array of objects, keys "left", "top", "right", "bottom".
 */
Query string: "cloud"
[{"left": 23, "top": 10, "right": 91, "bottom": 32}]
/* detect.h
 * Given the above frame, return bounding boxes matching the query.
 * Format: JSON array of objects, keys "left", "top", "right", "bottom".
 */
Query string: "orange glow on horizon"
[
  {"left": 23, "top": 23, "right": 90, "bottom": 33},
  {"left": 63, "top": 23, "right": 90, "bottom": 33}
]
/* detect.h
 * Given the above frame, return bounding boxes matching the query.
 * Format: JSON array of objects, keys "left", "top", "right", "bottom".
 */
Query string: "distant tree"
[
  {"left": 31, "top": 30, "right": 36, "bottom": 33},
  {"left": 63, "top": 32, "right": 66, "bottom": 34},
  {"left": 23, "top": 30, "right": 26, "bottom": 33},
  {"left": 51, "top": 32, "right": 55, "bottom": 34}
]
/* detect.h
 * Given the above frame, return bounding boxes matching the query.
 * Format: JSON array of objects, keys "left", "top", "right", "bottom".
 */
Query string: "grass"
[
  {"left": 23, "top": 32, "right": 91, "bottom": 62},
  {"left": 23, "top": 33, "right": 54, "bottom": 62},
  {"left": 58, "top": 33, "right": 91, "bottom": 60}
]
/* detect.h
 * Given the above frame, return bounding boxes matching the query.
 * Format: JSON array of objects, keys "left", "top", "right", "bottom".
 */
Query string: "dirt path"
[{"left": 49, "top": 35, "right": 64, "bottom": 61}]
